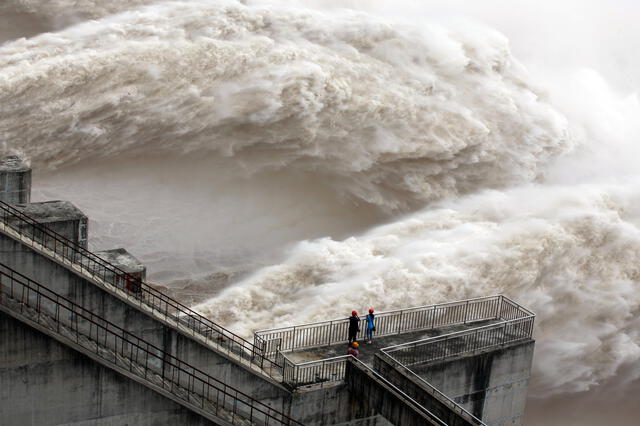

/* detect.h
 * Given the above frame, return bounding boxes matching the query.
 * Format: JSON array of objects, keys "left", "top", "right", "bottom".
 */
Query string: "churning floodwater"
[{"left": 2, "top": 1, "right": 639, "bottom": 424}]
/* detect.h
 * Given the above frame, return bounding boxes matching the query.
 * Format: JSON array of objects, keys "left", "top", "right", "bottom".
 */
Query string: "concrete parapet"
[
  {"left": 95, "top": 247, "right": 147, "bottom": 291},
  {"left": 0, "top": 229, "right": 292, "bottom": 410},
  {"left": 13, "top": 200, "right": 88, "bottom": 248}
]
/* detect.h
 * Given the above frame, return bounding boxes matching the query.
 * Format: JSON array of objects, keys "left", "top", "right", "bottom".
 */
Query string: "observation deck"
[
  {"left": 255, "top": 296, "right": 535, "bottom": 425},
  {"left": 282, "top": 317, "right": 497, "bottom": 367}
]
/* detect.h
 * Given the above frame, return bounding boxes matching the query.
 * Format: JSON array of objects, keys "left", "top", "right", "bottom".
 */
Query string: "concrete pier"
[
  {"left": 410, "top": 341, "right": 534, "bottom": 425},
  {"left": 12, "top": 200, "right": 88, "bottom": 248},
  {"left": 0, "top": 155, "right": 31, "bottom": 204},
  {"left": 95, "top": 247, "right": 147, "bottom": 292}
]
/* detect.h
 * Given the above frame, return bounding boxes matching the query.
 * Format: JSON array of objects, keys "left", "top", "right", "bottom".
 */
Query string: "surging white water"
[
  {"left": 1, "top": 0, "right": 569, "bottom": 211},
  {"left": 2, "top": 1, "right": 639, "bottom": 424},
  {"left": 196, "top": 180, "right": 640, "bottom": 396}
]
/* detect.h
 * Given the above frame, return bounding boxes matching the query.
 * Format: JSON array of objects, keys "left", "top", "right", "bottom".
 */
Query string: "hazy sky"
[{"left": 282, "top": 0, "right": 640, "bottom": 93}]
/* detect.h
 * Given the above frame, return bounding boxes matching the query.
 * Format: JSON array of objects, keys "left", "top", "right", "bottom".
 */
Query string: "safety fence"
[
  {"left": 375, "top": 352, "right": 486, "bottom": 426},
  {"left": 255, "top": 295, "right": 511, "bottom": 356},
  {"left": 381, "top": 315, "right": 534, "bottom": 368},
  {"left": 0, "top": 261, "right": 301, "bottom": 426},
  {"left": 277, "top": 349, "right": 481, "bottom": 424},
  {"left": 280, "top": 352, "right": 350, "bottom": 388},
  {"left": 276, "top": 352, "right": 452, "bottom": 426},
  {"left": 347, "top": 357, "right": 451, "bottom": 426},
  {"left": 0, "top": 200, "right": 281, "bottom": 376},
  {"left": 258, "top": 295, "right": 533, "bottom": 389}
]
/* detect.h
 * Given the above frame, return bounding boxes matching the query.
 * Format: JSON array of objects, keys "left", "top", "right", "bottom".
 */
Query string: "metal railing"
[
  {"left": 280, "top": 352, "right": 350, "bottom": 388},
  {"left": 347, "top": 357, "right": 449, "bottom": 426},
  {"left": 381, "top": 313, "right": 534, "bottom": 368},
  {"left": 0, "top": 200, "right": 281, "bottom": 376},
  {"left": 375, "top": 352, "right": 486, "bottom": 426},
  {"left": 274, "top": 351, "right": 450, "bottom": 425},
  {"left": 255, "top": 295, "right": 507, "bottom": 355},
  {"left": 261, "top": 295, "right": 533, "bottom": 388},
  {"left": 0, "top": 261, "right": 301, "bottom": 426}
]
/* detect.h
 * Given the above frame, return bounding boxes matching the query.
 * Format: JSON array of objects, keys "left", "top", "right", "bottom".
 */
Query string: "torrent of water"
[{"left": 1, "top": 1, "right": 639, "bottom": 425}]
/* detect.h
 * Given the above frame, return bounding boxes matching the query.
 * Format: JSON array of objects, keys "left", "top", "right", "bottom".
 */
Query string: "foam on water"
[{"left": 2, "top": 1, "right": 639, "bottom": 423}]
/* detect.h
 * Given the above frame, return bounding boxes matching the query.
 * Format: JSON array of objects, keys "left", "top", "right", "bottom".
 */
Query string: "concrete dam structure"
[{"left": 0, "top": 156, "right": 535, "bottom": 425}]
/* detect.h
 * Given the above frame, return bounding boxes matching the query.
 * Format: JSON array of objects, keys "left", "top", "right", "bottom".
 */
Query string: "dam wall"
[
  {"left": 0, "top": 230, "right": 292, "bottom": 410},
  {"left": 410, "top": 341, "right": 535, "bottom": 425},
  {"left": 0, "top": 229, "right": 369, "bottom": 425},
  {"left": 373, "top": 352, "right": 481, "bottom": 426},
  {"left": 0, "top": 309, "right": 216, "bottom": 426},
  {"left": 0, "top": 157, "right": 535, "bottom": 425}
]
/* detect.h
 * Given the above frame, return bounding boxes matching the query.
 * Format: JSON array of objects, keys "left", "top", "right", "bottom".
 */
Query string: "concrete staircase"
[
  {"left": 0, "top": 203, "right": 283, "bottom": 383},
  {"left": 0, "top": 263, "right": 300, "bottom": 426}
]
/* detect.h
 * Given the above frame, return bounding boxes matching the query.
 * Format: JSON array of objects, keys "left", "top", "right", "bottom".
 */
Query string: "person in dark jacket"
[
  {"left": 365, "top": 308, "right": 375, "bottom": 343},
  {"left": 348, "top": 310, "right": 360, "bottom": 344}
]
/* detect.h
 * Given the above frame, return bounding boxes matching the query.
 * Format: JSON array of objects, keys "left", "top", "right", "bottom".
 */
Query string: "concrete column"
[{"left": 0, "top": 155, "right": 31, "bottom": 204}]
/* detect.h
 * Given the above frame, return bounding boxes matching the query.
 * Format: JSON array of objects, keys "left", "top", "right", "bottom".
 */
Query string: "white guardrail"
[{"left": 255, "top": 295, "right": 532, "bottom": 356}]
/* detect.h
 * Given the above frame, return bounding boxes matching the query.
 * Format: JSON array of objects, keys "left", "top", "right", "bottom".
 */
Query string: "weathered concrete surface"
[
  {"left": 344, "top": 360, "right": 442, "bottom": 426},
  {"left": 0, "top": 231, "right": 293, "bottom": 412},
  {"left": 0, "top": 155, "right": 31, "bottom": 204},
  {"left": 94, "top": 248, "right": 146, "bottom": 279},
  {"left": 374, "top": 353, "right": 477, "bottom": 425},
  {"left": 412, "top": 340, "right": 535, "bottom": 426},
  {"left": 94, "top": 248, "right": 147, "bottom": 291},
  {"left": 332, "top": 415, "right": 393, "bottom": 426},
  {"left": 0, "top": 309, "right": 217, "bottom": 426},
  {"left": 290, "top": 382, "right": 352, "bottom": 425},
  {"left": 0, "top": 229, "right": 375, "bottom": 425},
  {"left": 12, "top": 200, "right": 88, "bottom": 248}
]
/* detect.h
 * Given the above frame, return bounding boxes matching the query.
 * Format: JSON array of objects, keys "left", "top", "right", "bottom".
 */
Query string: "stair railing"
[
  {"left": 0, "top": 199, "right": 281, "bottom": 376},
  {"left": 0, "top": 260, "right": 301, "bottom": 426}
]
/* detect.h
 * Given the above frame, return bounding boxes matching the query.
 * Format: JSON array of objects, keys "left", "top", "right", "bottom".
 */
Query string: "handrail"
[
  {"left": 282, "top": 353, "right": 451, "bottom": 425},
  {"left": 381, "top": 318, "right": 530, "bottom": 351},
  {"left": 348, "top": 357, "right": 449, "bottom": 426},
  {"left": 0, "top": 261, "right": 302, "bottom": 425},
  {"left": 381, "top": 315, "right": 535, "bottom": 367},
  {"left": 376, "top": 351, "right": 486, "bottom": 425},
  {"left": 256, "top": 295, "right": 509, "bottom": 355},
  {"left": 268, "top": 295, "right": 533, "bottom": 389},
  {"left": 279, "top": 351, "right": 350, "bottom": 388},
  {"left": 0, "top": 199, "right": 280, "bottom": 374},
  {"left": 258, "top": 295, "right": 502, "bottom": 333}
]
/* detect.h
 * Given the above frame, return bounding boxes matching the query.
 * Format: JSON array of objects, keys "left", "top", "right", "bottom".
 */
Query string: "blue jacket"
[{"left": 366, "top": 313, "right": 375, "bottom": 329}]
